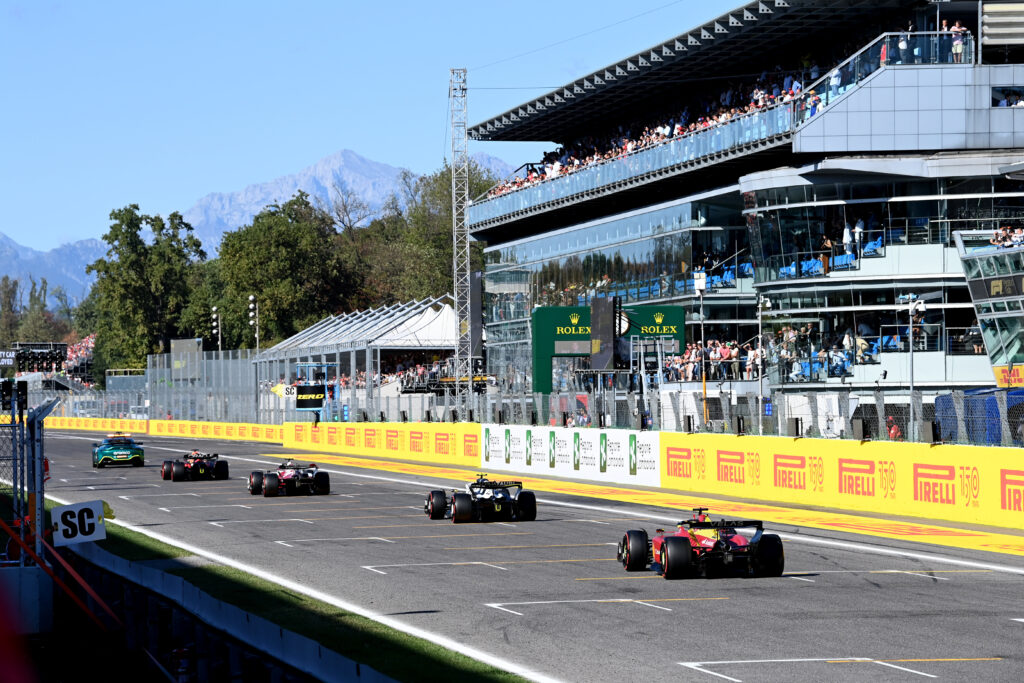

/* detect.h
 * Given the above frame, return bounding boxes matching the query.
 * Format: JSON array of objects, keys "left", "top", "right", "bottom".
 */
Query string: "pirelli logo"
[
  {"left": 464, "top": 434, "right": 480, "bottom": 459},
  {"left": 345, "top": 427, "right": 357, "bottom": 447},
  {"left": 292, "top": 424, "right": 304, "bottom": 443},
  {"left": 364, "top": 429, "right": 377, "bottom": 448},
  {"left": 226, "top": 425, "right": 234, "bottom": 437},
  {"left": 327, "top": 426, "right": 338, "bottom": 445},
  {"left": 914, "top": 464, "right": 956, "bottom": 505},
  {"left": 717, "top": 450, "right": 745, "bottom": 484},
  {"left": 238, "top": 425, "right": 248, "bottom": 438},
  {"left": 410, "top": 431, "right": 424, "bottom": 453},
  {"left": 1001, "top": 469, "right": 1024, "bottom": 512},
  {"left": 773, "top": 454, "right": 806, "bottom": 490},
  {"left": 435, "top": 433, "right": 450, "bottom": 455},
  {"left": 838, "top": 459, "right": 875, "bottom": 497},
  {"left": 666, "top": 447, "right": 693, "bottom": 478},
  {"left": 386, "top": 429, "right": 400, "bottom": 451}
]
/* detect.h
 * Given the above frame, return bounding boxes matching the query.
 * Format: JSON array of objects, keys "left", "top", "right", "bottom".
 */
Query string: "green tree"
[
  {"left": 86, "top": 205, "right": 205, "bottom": 378},
  {"left": 17, "top": 277, "right": 69, "bottom": 342},
  {"left": 217, "top": 191, "right": 348, "bottom": 346},
  {"left": 0, "top": 275, "right": 20, "bottom": 347}
]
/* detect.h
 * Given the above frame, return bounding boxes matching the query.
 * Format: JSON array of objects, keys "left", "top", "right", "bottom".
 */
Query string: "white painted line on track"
[
  {"left": 872, "top": 660, "right": 936, "bottom": 678},
  {"left": 679, "top": 657, "right": 872, "bottom": 682},
  {"left": 120, "top": 493, "right": 200, "bottom": 500},
  {"left": 788, "top": 576, "right": 815, "bottom": 583},
  {"left": 274, "top": 536, "right": 393, "bottom": 548},
  {"left": 158, "top": 504, "right": 251, "bottom": 512},
  {"left": 208, "top": 518, "right": 313, "bottom": 528},
  {"left": 487, "top": 597, "right": 724, "bottom": 616},
  {"left": 362, "top": 561, "right": 510, "bottom": 575},
  {"left": 633, "top": 601, "right": 672, "bottom": 611},
  {"left": 1013, "top": 618, "right": 1024, "bottom": 623},
  {"left": 43, "top": 490, "right": 563, "bottom": 683}
]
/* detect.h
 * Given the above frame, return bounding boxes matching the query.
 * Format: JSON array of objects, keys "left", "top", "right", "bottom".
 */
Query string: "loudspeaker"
[
  {"left": 450, "top": 409, "right": 458, "bottom": 423},
  {"left": 468, "top": 410, "right": 474, "bottom": 422},
  {"left": 786, "top": 417, "right": 802, "bottom": 437},
  {"left": 400, "top": 410, "right": 408, "bottom": 423},
  {"left": 851, "top": 417, "right": 866, "bottom": 441},
  {"left": 497, "top": 407, "right": 505, "bottom": 425},
  {"left": 732, "top": 415, "right": 745, "bottom": 435},
  {"left": 360, "top": 410, "right": 368, "bottom": 423},
  {"left": 562, "top": 413, "right": 569, "bottom": 427},
  {"left": 924, "top": 420, "right": 941, "bottom": 444},
  {"left": 425, "top": 410, "right": 432, "bottom": 423},
  {"left": 379, "top": 411, "right": 386, "bottom": 423},
  {"left": 530, "top": 410, "right": 537, "bottom": 426}
]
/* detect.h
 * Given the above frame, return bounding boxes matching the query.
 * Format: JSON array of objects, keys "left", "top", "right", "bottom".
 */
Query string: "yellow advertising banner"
[
  {"left": 147, "top": 420, "right": 284, "bottom": 443},
  {"left": 44, "top": 416, "right": 148, "bottom": 434},
  {"left": 284, "top": 422, "right": 482, "bottom": 468},
  {"left": 661, "top": 432, "right": 1024, "bottom": 530}
]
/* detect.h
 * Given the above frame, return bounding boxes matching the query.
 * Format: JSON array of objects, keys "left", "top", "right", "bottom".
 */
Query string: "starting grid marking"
[
  {"left": 678, "top": 656, "right": 1004, "bottom": 682},
  {"left": 486, "top": 597, "right": 729, "bottom": 616}
]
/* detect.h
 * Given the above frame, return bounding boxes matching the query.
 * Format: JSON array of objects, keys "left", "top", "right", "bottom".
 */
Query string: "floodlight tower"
[{"left": 450, "top": 67, "right": 471, "bottom": 418}]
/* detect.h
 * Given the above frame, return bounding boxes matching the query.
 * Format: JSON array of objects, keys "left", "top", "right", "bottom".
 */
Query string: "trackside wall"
[
  {"left": 283, "top": 422, "right": 482, "bottom": 467},
  {"left": 660, "top": 432, "right": 1024, "bottom": 530},
  {"left": 148, "top": 419, "right": 284, "bottom": 444},
  {"left": 44, "top": 416, "right": 148, "bottom": 433}
]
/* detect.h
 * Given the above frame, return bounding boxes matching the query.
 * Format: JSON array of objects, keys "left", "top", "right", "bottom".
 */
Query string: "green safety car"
[{"left": 91, "top": 432, "right": 145, "bottom": 468}]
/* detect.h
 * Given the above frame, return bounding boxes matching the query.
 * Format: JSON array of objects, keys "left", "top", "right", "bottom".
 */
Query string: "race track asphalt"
[{"left": 42, "top": 430, "right": 1024, "bottom": 683}]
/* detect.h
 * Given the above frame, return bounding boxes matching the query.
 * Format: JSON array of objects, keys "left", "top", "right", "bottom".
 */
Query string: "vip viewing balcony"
[{"left": 469, "top": 31, "right": 976, "bottom": 229}]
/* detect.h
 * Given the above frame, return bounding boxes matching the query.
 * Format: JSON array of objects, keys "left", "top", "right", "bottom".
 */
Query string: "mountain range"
[{"left": 0, "top": 150, "right": 513, "bottom": 306}]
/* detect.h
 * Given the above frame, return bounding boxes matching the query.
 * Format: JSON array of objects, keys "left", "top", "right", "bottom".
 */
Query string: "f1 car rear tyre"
[
  {"left": 661, "top": 536, "right": 693, "bottom": 580},
  {"left": 752, "top": 533, "right": 785, "bottom": 577},
  {"left": 214, "top": 460, "right": 229, "bottom": 481},
  {"left": 426, "top": 490, "right": 446, "bottom": 519},
  {"left": 161, "top": 461, "right": 173, "bottom": 480},
  {"left": 262, "top": 472, "right": 280, "bottom": 497},
  {"left": 620, "top": 530, "right": 649, "bottom": 571},
  {"left": 313, "top": 471, "right": 330, "bottom": 495},
  {"left": 248, "top": 471, "right": 263, "bottom": 495},
  {"left": 171, "top": 462, "right": 186, "bottom": 482},
  {"left": 284, "top": 479, "right": 297, "bottom": 496},
  {"left": 451, "top": 492, "right": 473, "bottom": 523},
  {"left": 515, "top": 491, "right": 537, "bottom": 521}
]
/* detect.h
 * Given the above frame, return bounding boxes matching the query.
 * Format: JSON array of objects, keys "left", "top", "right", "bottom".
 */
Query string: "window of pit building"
[{"left": 992, "top": 87, "right": 1024, "bottom": 107}]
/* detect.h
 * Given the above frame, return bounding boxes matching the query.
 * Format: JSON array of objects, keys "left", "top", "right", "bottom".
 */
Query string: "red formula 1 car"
[
  {"left": 617, "top": 508, "right": 785, "bottom": 579},
  {"left": 247, "top": 460, "right": 330, "bottom": 497},
  {"left": 161, "top": 450, "right": 229, "bottom": 482},
  {"left": 425, "top": 474, "right": 537, "bottom": 523}
]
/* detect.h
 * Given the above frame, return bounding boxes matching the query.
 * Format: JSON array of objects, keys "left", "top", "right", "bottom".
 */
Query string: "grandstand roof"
[
  {"left": 257, "top": 296, "right": 456, "bottom": 361},
  {"left": 470, "top": 0, "right": 909, "bottom": 142}
]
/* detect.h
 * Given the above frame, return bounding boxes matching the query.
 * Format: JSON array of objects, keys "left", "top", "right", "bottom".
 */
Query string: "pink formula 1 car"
[
  {"left": 617, "top": 507, "right": 784, "bottom": 579},
  {"left": 247, "top": 460, "right": 330, "bottom": 497}
]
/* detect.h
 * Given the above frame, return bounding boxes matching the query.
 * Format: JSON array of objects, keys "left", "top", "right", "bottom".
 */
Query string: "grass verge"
[{"left": 167, "top": 565, "right": 524, "bottom": 683}]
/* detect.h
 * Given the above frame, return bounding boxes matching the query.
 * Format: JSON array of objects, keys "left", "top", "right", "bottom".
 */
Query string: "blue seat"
[
  {"left": 739, "top": 262, "right": 754, "bottom": 277},
  {"left": 628, "top": 287, "right": 638, "bottom": 299},
  {"left": 863, "top": 238, "right": 883, "bottom": 256},
  {"left": 651, "top": 284, "right": 661, "bottom": 297},
  {"left": 778, "top": 263, "right": 796, "bottom": 279},
  {"left": 578, "top": 295, "right": 586, "bottom": 305}
]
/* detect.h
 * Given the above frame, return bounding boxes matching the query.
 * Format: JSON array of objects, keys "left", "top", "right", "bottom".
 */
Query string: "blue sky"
[{"left": 0, "top": 0, "right": 736, "bottom": 251}]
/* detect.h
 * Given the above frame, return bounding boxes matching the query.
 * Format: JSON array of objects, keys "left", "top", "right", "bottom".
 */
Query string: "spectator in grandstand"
[
  {"left": 886, "top": 416, "right": 903, "bottom": 441},
  {"left": 951, "top": 20, "right": 967, "bottom": 64}
]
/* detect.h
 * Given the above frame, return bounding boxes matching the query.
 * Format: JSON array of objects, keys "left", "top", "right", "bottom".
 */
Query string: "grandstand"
[{"left": 472, "top": 0, "right": 1023, "bottom": 408}]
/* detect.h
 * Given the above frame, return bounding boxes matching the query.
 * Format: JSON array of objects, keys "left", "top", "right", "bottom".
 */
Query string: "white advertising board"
[{"left": 481, "top": 425, "right": 659, "bottom": 487}]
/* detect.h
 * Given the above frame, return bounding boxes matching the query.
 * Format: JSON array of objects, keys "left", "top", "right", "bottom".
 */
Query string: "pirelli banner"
[
  {"left": 480, "top": 424, "right": 660, "bottom": 488},
  {"left": 44, "top": 416, "right": 148, "bottom": 434},
  {"left": 148, "top": 420, "right": 284, "bottom": 443},
  {"left": 284, "top": 422, "right": 482, "bottom": 467},
  {"left": 660, "top": 433, "right": 1024, "bottom": 530}
]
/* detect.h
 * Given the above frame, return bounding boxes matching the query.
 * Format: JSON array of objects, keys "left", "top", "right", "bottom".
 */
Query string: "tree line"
[{"left": 0, "top": 161, "right": 496, "bottom": 385}]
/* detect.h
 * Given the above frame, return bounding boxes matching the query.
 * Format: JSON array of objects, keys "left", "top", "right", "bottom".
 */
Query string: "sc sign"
[{"left": 52, "top": 500, "right": 107, "bottom": 547}]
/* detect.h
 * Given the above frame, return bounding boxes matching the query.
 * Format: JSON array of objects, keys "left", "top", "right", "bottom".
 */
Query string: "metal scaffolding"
[{"left": 450, "top": 67, "right": 472, "bottom": 417}]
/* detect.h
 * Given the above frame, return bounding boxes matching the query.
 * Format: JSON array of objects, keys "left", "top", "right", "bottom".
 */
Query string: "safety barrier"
[
  {"left": 148, "top": 420, "right": 283, "bottom": 443},
  {"left": 284, "top": 422, "right": 482, "bottom": 467},
  {"left": 660, "top": 433, "right": 1023, "bottom": 530},
  {"left": 44, "top": 416, "right": 148, "bottom": 434}
]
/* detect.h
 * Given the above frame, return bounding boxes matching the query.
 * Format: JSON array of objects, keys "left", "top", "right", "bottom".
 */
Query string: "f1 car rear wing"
[
  {"left": 679, "top": 519, "right": 764, "bottom": 530},
  {"left": 470, "top": 480, "right": 523, "bottom": 490}
]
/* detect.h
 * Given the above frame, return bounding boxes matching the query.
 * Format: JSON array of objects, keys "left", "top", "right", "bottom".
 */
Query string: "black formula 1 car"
[
  {"left": 425, "top": 474, "right": 537, "bottom": 523},
  {"left": 160, "top": 451, "right": 229, "bottom": 482},
  {"left": 248, "top": 460, "right": 330, "bottom": 497},
  {"left": 617, "top": 508, "right": 784, "bottom": 579}
]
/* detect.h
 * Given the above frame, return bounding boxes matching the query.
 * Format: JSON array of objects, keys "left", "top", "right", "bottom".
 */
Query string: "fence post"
[
  {"left": 996, "top": 389, "right": 1013, "bottom": 447},
  {"left": 873, "top": 389, "right": 886, "bottom": 441}
]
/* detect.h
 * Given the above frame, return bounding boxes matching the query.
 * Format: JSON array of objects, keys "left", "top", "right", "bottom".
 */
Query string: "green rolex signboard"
[{"left": 531, "top": 304, "right": 685, "bottom": 393}]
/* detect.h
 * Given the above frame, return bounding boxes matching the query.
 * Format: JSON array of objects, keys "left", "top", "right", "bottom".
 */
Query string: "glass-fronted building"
[{"left": 469, "top": 0, "right": 1023, "bottom": 402}]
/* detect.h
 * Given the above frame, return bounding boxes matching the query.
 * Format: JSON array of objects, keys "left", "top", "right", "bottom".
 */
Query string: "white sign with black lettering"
[
  {"left": 52, "top": 500, "right": 107, "bottom": 547},
  {"left": 0, "top": 350, "right": 14, "bottom": 367},
  {"left": 283, "top": 385, "right": 297, "bottom": 398}
]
